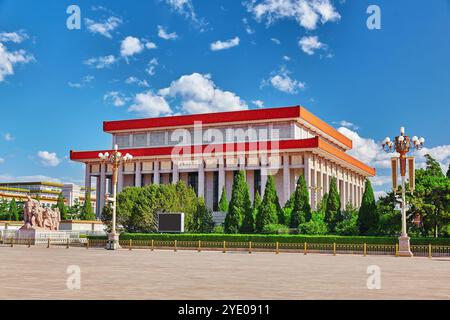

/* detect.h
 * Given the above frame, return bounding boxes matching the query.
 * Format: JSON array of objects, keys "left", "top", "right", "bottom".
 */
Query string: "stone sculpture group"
[{"left": 20, "top": 196, "right": 61, "bottom": 231}]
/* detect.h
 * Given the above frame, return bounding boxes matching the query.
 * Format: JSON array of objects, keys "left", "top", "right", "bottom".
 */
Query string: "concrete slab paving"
[{"left": 0, "top": 246, "right": 448, "bottom": 300}]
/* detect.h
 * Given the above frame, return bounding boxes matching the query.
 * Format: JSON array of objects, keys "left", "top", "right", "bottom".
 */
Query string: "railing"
[{"left": 2, "top": 238, "right": 450, "bottom": 258}]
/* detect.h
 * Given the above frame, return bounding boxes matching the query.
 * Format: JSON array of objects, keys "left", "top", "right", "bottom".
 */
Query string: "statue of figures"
[{"left": 21, "top": 196, "right": 61, "bottom": 231}]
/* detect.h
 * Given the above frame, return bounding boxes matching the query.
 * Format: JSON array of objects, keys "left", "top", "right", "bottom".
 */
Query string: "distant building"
[
  {"left": 70, "top": 105, "right": 376, "bottom": 216},
  {"left": 0, "top": 181, "right": 96, "bottom": 209}
]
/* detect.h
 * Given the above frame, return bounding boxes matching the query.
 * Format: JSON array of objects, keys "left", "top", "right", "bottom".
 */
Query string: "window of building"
[
  {"left": 188, "top": 172, "right": 198, "bottom": 196},
  {"left": 149, "top": 131, "right": 165, "bottom": 146},
  {"left": 116, "top": 134, "right": 130, "bottom": 148},
  {"left": 133, "top": 133, "right": 147, "bottom": 147}
]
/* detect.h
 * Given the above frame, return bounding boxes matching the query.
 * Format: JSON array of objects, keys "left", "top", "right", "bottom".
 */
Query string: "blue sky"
[{"left": 0, "top": 0, "right": 449, "bottom": 197}]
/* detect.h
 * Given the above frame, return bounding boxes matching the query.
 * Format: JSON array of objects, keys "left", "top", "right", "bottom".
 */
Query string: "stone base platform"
[{"left": 16, "top": 229, "right": 71, "bottom": 245}]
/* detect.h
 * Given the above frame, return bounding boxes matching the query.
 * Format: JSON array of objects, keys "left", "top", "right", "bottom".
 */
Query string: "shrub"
[
  {"left": 256, "top": 176, "right": 282, "bottom": 232},
  {"left": 225, "top": 171, "right": 252, "bottom": 234},
  {"left": 218, "top": 186, "right": 228, "bottom": 212},
  {"left": 261, "top": 224, "right": 290, "bottom": 235},
  {"left": 357, "top": 179, "right": 378, "bottom": 235},
  {"left": 189, "top": 197, "right": 215, "bottom": 233},
  {"left": 325, "top": 177, "right": 341, "bottom": 231},
  {"left": 289, "top": 175, "right": 311, "bottom": 228},
  {"left": 93, "top": 233, "right": 450, "bottom": 246},
  {"left": 335, "top": 204, "right": 359, "bottom": 236},
  {"left": 213, "top": 225, "right": 224, "bottom": 234},
  {"left": 299, "top": 211, "right": 328, "bottom": 235}
]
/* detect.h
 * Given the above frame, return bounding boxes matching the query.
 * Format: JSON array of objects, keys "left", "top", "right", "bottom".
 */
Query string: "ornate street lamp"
[
  {"left": 99, "top": 144, "right": 133, "bottom": 250},
  {"left": 382, "top": 127, "right": 424, "bottom": 257}
]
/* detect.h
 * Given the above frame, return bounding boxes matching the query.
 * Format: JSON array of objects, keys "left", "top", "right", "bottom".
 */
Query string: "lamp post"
[
  {"left": 382, "top": 127, "right": 424, "bottom": 257},
  {"left": 99, "top": 144, "right": 133, "bottom": 250}
]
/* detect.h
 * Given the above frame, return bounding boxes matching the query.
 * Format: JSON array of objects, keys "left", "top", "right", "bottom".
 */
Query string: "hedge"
[{"left": 88, "top": 233, "right": 450, "bottom": 245}]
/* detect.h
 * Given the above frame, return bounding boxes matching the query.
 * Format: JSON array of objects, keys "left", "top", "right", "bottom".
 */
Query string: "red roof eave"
[{"left": 70, "top": 137, "right": 375, "bottom": 176}]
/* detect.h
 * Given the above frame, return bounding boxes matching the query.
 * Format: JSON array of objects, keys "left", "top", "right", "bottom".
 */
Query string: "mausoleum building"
[{"left": 70, "top": 106, "right": 376, "bottom": 216}]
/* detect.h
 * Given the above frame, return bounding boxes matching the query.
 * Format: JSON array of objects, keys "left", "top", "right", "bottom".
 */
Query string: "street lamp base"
[
  {"left": 106, "top": 233, "right": 121, "bottom": 250},
  {"left": 398, "top": 235, "right": 413, "bottom": 257}
]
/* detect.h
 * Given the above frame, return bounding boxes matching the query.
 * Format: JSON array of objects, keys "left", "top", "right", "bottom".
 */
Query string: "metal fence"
[{"left": 2, "top": 237, "right": 449, "bottom": 258}]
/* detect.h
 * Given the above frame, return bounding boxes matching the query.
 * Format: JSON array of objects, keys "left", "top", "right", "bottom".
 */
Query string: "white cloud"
[
  {"left": 4, "top": 133, "right": 14, "bottom": 141},
  {"left": 146, "top": 58, "right": 158, "bottom": 76},
  {"left": 104, "top": 91, "right": 127, "bottom": 107},
  {"left": 157, "top": 25, "right": 178, "bottom": 40},
  {"left": 338, "top": 127, "right": 395, "bottom": 169},
  {"left": 283, "top": 55, "right": 291, "bottom": 61},
  {"left": 125, "top": 77, "right": 149, "bottom": 88},
  {"left": 158, "top": 73, "right": 247, "bottom": 114},
  {"left": 68, "top": 75, "right": 94, "bottom": 89},
  {"left": 120, "top": 36, "right": 144, "bottom": 58},
  {"left": 271, "top": 37, "right": 281, "bottom": 44},
  {"left": 369, "top": 175, "right": 391, "bottom": 187},
  {"left": 0, "top": 30, "right": 28, "bottom": 43},
  {"left": 145, "top": 41, "right": 157, "bottom": 49},
  {"left": 210, "top": 37, "right": 240, "bottom": 51},
  {"left": 299, "top": 35, "right": 325, "bottom": 55},
  {"left": 0, "top": 43, "right": 34, "bottom": 82},
  {"left": 417, "top": 145, "right": 450, "bottom": 173},
  {"left": 85, "top": 16, "right": 122, "bottom": 38},
  {"left": 37, "top": 151, "right": 61, "bottom": 167},
  {"left": 84, "top": 55, "right": 117, "bottom": 69},
  {"left": 262, "top": 66, "right": 305, "bottom": 94},
  {"left": 252, "top": 100, "right": 264, "bottom": 108},
  {"left": 165, "top": 0, "right": 196, "bottom": 20},
  {"left": 246, "top": 0, "right": 341, "bottom": 30},
  {"left": 128, "top": 92, "right": 172, "bottom": 117},
  {"left": 242, "top": 18, "right": 255, "bottom": 34},
  {"left": 334, "top": 120, "right": 359, "bottom": 130}
]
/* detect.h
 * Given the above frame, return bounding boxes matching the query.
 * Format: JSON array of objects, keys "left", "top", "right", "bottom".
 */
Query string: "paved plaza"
[{"left": 0, "top": 246, "right": 448, "bottom": 300}]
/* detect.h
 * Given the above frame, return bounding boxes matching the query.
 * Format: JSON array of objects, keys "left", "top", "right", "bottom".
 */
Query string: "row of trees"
[
  {"left": 0, "top": 198, "right": 21, "bottom": 221},
  {"left": 222, "top": 170, "right": 378, "bottom": 235},
  {"left": 221, "top": 154, "right": 450, "bottom": 237}
]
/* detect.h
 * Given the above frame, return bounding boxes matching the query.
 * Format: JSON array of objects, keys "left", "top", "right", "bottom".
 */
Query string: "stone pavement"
[{"left": 0, "top": 246, "right": 448, "bottom": 300}]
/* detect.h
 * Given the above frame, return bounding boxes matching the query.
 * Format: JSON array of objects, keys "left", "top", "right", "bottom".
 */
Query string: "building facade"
[
  {"left": 70, "top": 106, "right": 376, "bottom": 216},
  {"left": 0, "top": 181, "right": 96, "bottom": 209}
]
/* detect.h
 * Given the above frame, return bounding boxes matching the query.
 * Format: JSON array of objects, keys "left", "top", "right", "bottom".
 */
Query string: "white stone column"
[
  {"left": 304, "top": 154, "right": 312, "bottom": 206},
  {"left": 198, "top": 160, "right": 205, "bottom": 197},
  {"left": 118, "top": 164, "right": 124, "bottom": 192},
  {"left": 153, "top": 161, "right": 160, "bottom": 184},
  {"left": 135, "top": 162, "right": 142, "bottom": 187},
  {"left": 99, "top": 163, "right": 106, "bottom": 212},
  {"left": 172, "top": 161, "right": 179, "bottom": 184},
  {"left": 283, "top": 154, "right": 290, "bottom": 205},
  {"left": 218, "top": 159, "right": 225, "bottom": 200},
  {"left": 260, "top": 156, "right": 268, "bottom": 198},
  {"left": 84, "top": 163, "right": 91, "bottom": 191}
]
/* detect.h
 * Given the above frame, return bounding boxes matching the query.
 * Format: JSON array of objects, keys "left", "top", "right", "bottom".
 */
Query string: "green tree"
[
  {"left": 409, "top": 155, "right": 450, "bottom": 237},
  {"left": 376, "top": 192, "right": 401, "bottom": 236},
  {"left": 357, "top": 179, "right": 378, "bottom": 235},
  {"left": 447, "top": 164, "right": 450, "bottom": 178},
  {"left": 116, "top": 181, "right": 198, "bottom": 233},
  {"left": 218, "top": 186, "right": 229, "bottom": 212},
  {"left": 8, "top": 198, "right": 19, "bottom": 221},
  {"left": 56, "top": 193, "right": 68, "bottom": 220},
  {"left": 0, "top": 199, "right": 9, "bottom": 220},
  {"left": 253, "top": 191, "right": 262, "bottom": 214},
  {"left": 424, "top": 154, "right": 444, "bottom": 177},
  {"left": 100, "top": 203, "right": 114, "bottom": 233},
  {"left": 318, "top": 193, "right": 328, "bottom": 214},
  {"left": 325, "top": 177, "right": 341, "bottom": 232},
  {"left": 80, "top": 190, "right": 96, "bottom": 221},
  {"left": 299, "top": 211, "right": 328, "bottom": 235},
  {"left": 335, "top": 203, "right": 359, "bottom": 236},
  {"left": 289, "top": 175, "right": 312, "bottom": 228},
  {"left": 255, "top": 175, "right": 282, "bottom": 232},
  {"left": 190, "top": 197, "right": 215, "bottom": 233},
  {"left": 224, "top": 171, "right": 252, "bottom": 234}
]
